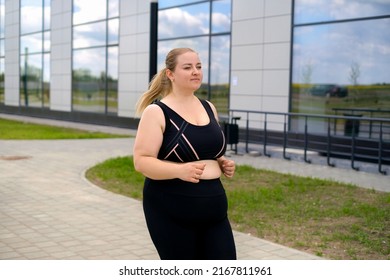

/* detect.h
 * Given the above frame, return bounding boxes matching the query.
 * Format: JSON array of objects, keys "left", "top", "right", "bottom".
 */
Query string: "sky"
[{"left": 293, "top": 0, "right": 390, "bottom": 85}]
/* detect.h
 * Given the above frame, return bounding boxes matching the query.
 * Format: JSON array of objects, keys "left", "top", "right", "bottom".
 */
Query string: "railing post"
[
  {"left": 369, "top": 111, "right": 373, "bottom": 139},
  {"left": 304, "top": 115, "right": 311, "bottom": 163},
  {"left": 351, "top": 116, "right": 359, "bottom": 171},
  {"left": 263, "top": 113, "right": 270, "bottom": 157},
  {"left": 283, "top": 114, "right": 291, "bottom": 160},
  {"left": 327, "top": 117, "right": 335, "bottom": 167},
  {"left": 245, "top": 112, "right": 249, "bottom": 153},
  {"left": 378, "top": 121, "right": 387, "bottom": 175}
]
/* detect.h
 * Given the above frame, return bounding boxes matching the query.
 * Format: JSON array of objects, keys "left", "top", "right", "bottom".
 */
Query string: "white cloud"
[{"left": 159, "top": 8, "right": 209, "bottom": 38}]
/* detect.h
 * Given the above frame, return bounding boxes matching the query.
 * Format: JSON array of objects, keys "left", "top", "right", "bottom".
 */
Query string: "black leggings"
[{"left": 143, "top": 178, "right": 236, "bottom": 260}]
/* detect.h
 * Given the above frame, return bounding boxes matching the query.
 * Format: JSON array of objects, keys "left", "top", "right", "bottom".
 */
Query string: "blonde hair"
[{"left": 135, "top": 47, "right": 196, "bottom": 116}]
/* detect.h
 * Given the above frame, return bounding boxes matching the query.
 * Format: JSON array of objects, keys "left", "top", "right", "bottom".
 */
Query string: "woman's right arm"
[{"left": 133, "top": 104, "right": 205, "bottom": 182}]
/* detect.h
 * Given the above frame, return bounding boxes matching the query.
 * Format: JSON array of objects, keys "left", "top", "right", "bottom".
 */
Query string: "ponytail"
[{"left": 135, "top": 68, "right": 172, "bottom": 116}]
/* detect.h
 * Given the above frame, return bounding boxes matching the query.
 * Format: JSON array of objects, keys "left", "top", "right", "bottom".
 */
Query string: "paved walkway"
[{"left": 0, "top": 114, "right": 389, "bottom": 260}]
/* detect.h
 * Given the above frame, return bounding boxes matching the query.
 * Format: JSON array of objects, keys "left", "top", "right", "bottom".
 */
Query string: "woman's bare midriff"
[{"left": 198, "top": 159, "right": 222, "bottom": 179}]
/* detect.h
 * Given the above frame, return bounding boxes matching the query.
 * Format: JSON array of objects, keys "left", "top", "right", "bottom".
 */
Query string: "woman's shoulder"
[
  {"left": 141, "top": 102, "right": 169, "bottom": 129},
  {"left": 200, "top": 99, "right": 218, "bottom": 119},
  {"left": 141, "top": 103, "right": 165, "bottom": 119}
]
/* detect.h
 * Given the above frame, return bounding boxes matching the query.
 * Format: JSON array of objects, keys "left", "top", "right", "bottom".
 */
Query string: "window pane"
[
  {"left": 158, "top": 1, "right": 231, "bottom": 114},
  {"left": 210, "top": 35, "right": 230, "bottom": 114},
  {"left": 0, "top": 39, "right": 4, "bottom": 56},
  {"left": 0, "top": 57, "right": 4, "bottom": 104},
  {"left": 292, "top": 18, "right": 390, "bottom": 132},
  {"left": 44, "top": 0, "right": 51, "bottom": 30},
  {"left": 73, "top": 0, "right": 107, "bottom": 25},
  {"left": 20, "top": 53, "right": 43, "bottom": 107},
  {"left": 295, "top": 0, "right": 390, "bottom": 24},
  {"left": 212, "top": 0, "right": 231, "bottom": 34},
  {"left": 108, "top": 18, "right": 119, "bottom": 45},
  {"left": 108, "top": 0, "right": 119, "bottom": 18},
  {"left": 159, "top": 0, "right": 202, "bottom": 9},
  {"left": 72, "top": 48, "right": 106, "bottom": 113},
  {"left": 21, "top": 0, "right": 43, "bottom": 34},
  {"left": 0, "top": 0, "right": 5, "bottom": 104},
  {"left": 43, "top": 53, "right": 50, "bottom": 107},
  {"left": 158, "top": 3, "right": 210, "bottom": 39},
  {"left": 73, "top": 22, "right": 106, "bottom": 49},
  {"left": 107, "top": 47, "right": 118, "bottom": 114},
  {"left": 21, "top": 33, "right": 42, "bottom": 54},
  {"left": 44, "top": 31, "right": 50, "bottom": 52},
  {"left": 0, "top": 0, "right": 5, "bottom": 38}
]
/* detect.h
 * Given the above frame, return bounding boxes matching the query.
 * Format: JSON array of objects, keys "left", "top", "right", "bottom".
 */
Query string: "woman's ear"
[{"left": 166, "top": 69, "right": 174, "bottom": 82}]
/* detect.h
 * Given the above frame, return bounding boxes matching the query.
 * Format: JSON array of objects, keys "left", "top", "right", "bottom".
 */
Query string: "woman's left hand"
[{"left": 219, "top": 158, "right": 235, "bottom": 178}]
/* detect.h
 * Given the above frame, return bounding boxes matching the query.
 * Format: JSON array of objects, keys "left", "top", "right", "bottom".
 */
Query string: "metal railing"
[{"left": 225, "top": 110, "right": 390, "bottom": 175}]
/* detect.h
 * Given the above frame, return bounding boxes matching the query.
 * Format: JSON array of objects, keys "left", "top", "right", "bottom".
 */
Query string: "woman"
[{"left": 133, "top": 48, "right": 236, "bottom": 260}]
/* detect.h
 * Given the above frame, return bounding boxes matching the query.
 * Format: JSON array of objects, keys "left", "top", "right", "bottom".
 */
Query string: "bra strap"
[
  {"left": 154, "top": 101, "right": 171, "bottom": 130},
  {"left": 199, "top": 99, "right": 217, "bottom": 122}
]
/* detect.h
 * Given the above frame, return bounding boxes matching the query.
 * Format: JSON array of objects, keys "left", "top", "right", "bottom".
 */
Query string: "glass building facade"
[
  {"left": 0, "top": 0, "right": 4, "bottom": 105},
  {"left": 19, "top": 0, "right": 51, "bottom": 108},
  {"left": 0, "top": 0, "right": 388, "bottom": 133},
  {"left": 158, "top": 0, "right": 231, "bottom": 114},
  {"left": 291, "top": 0, "right": 390, "bottom": 133},
  {"left": 72, "top": 0, "right": 119, "bottom": 114}
]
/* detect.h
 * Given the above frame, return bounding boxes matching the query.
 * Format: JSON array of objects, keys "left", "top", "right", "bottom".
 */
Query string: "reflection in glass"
[
  {"left": 20, "top": 53, "right": 43, "bottom": 107},
  {"left": 73, "top": 0, "right": 106, "bottom": 25},
  {"left": 72, "top": 48, "right": 106, "bottom": 113},
  {"left": 107, "top": 47, "right": 118, "bottom": 114},
  {"left": 20, "top": 0, "right": 51, "bottom": 108},
  {"left": 73, "top": 22, "right": 106, "bottom": 49},
  {"left": 44, "top": 0, "right": 51, "bottom": 30},
  {"left": 158, "top": 3, "right": 210, "bottom": 39},
  {"left": 44, "top": 31, "right": 50, "bottom": 52},
  {"left": 43, "top": 53, "right": 50, "bottom": 107},
  {"left": 292, "top": 18, "right": 390, "bottom": 133},
  {"left": 295, "top": 0, "right": 390, "bottom": 24},
  {"left": 0, "top": 57, "right": 3, "bottom": 104},
  {"left": 212, "top": 0, "right": 231, "bottom": 34},
  {"left": 159, "top": 0, "right": 202, "bottom": 9},
  {"left": 0, "top": 0, "right": 3, "bottom": 104},
  {"left": 210, "top": 35, "right": 230, "bottom": 114},
  {"left": 158, "top": 1, "right": 231, "bottom": 114},
  {"left": 21, "top": 33, "right": 43, "bottom": 54},
  {"left": 21, "top": 0, "right": 43, "bottom": 34},
  {"left": 108, "top": 19, "right": 119, "bottom": 45},
  {"left": 72, "top": 0, "right": 119, "bottom": 114},
  {"left": 0, "top": 0, "right": 4, "bottom": 38},
  {"left": 108, "top": 0, "right": 119, "bottom": 18}
]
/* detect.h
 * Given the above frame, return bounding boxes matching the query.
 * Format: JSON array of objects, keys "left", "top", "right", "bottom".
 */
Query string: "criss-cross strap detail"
[{"left": 154, "top": 98, "right": 226, "bottom": 163}]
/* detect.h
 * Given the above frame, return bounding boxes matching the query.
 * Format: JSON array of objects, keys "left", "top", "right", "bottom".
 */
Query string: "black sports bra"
[{"left": 155, "top": 99, "right": 226, "bottom": 163}]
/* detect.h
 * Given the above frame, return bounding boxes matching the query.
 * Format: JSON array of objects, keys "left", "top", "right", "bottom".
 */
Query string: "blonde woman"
[{"left": 133, "top": 48, "right": 236, "bottom": 260}]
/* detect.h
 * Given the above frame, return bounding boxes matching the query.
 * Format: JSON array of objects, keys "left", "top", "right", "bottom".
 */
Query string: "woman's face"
[{"left": 169, "top": 51, "right": 203, "bottom": 93}]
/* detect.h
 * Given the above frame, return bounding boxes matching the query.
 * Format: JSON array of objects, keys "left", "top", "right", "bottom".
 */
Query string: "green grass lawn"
[
  {"left": 0, "top": 118, "right": 129, "bottom": 139},
  {"left": 86, "top": 156, "right": 390, "bottom": 260}
]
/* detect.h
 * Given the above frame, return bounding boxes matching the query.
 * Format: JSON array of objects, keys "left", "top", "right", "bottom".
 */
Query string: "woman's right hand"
[{"left": 180, "top": 162, "right": 206, "bottom": 183}]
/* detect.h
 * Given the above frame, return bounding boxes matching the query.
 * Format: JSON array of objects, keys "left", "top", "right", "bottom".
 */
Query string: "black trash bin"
[
  {"left": 223, "top": 117, "right": 240, "bottom": 153},
  {"left": 224, "top": 122, "right": 239, "bottom": 144},
  {"left": 344, "top": 114, "right": 362, "bottom": 136}
]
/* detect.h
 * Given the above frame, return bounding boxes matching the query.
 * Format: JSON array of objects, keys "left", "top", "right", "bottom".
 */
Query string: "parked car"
[{"left": 310, "top": 84, "right": 348, "bottom": 98}]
